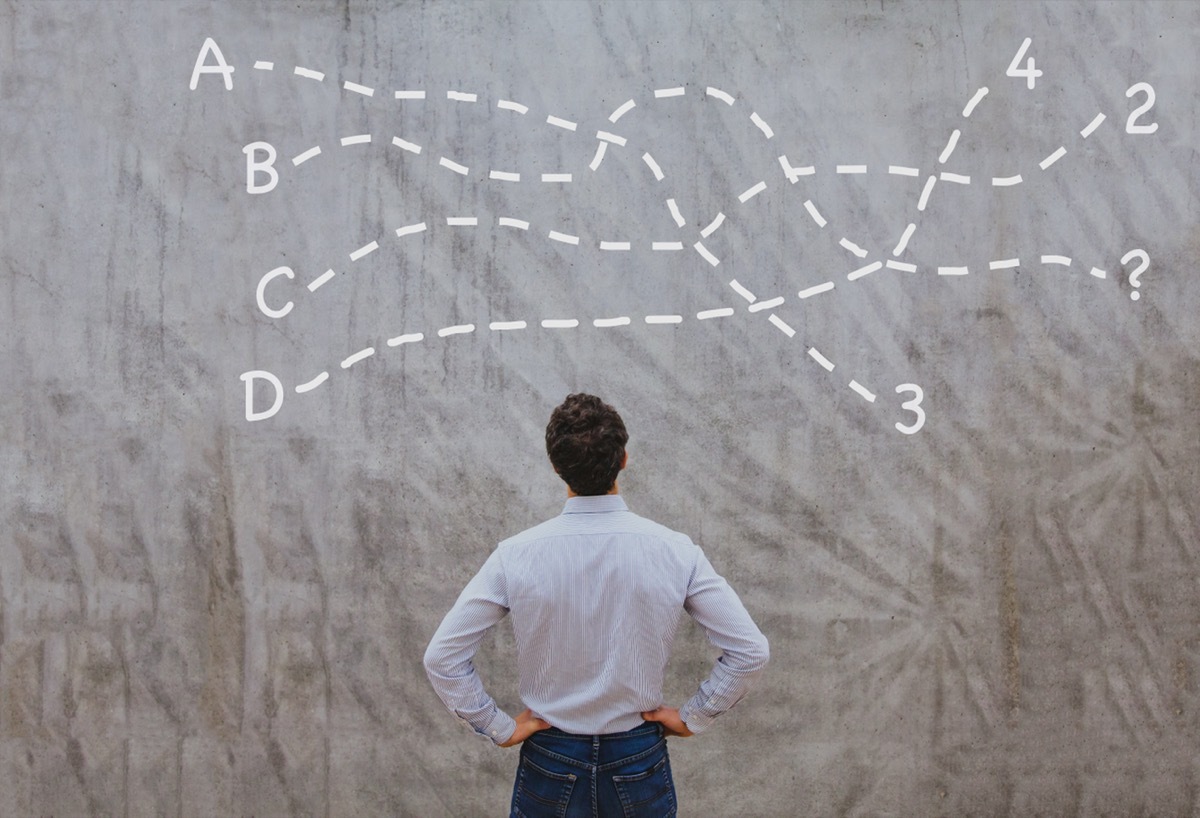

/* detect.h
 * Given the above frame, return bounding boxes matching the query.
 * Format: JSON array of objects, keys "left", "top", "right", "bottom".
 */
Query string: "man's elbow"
[
  {"left": 725, "top": 635, "right": 770, "bottom": 674},
  {"left": 748, "top": 635, "right": 770, "bottom": 672},
  {"left": 422, "top": 641, "right": 445, "bottom": 678}
]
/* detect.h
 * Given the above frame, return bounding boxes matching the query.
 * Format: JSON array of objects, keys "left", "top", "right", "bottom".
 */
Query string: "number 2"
[
  {"left": 1007, "top": 38, "right": 1043, "bottom": 90},
  {"left": 895, "top": 384, "right": 926, "bottom": 435},
  {"left": 1125, "top": 82, "right": 1158, "bottom": 134}
]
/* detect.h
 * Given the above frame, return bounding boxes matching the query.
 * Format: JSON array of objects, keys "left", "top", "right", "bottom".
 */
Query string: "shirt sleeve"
[
  {"left": 423, "top": 548, "right": 517, "bottom": 746},
  {"left": 678, "top": 545, "right": 770, "bottom": 734}
]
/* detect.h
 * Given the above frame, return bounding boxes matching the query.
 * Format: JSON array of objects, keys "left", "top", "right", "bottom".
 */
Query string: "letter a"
[
  {"left": 190, "top": 37, "right": 234, "bottom": 90},
  {"left": 243, "top": 142, "right": 279, "bottom": 194},
  {"left": 240, "top": 371, "right": 284, "bottom": 422}
]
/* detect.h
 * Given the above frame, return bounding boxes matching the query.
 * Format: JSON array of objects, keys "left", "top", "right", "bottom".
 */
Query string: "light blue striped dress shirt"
[{"left": 424, "top": 495, "right": 770, "bottom": 745}]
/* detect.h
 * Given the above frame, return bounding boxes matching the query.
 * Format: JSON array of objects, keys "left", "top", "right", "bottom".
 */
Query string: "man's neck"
[{"left": 567, "top": 483, "right": 619, "bottom": 498}]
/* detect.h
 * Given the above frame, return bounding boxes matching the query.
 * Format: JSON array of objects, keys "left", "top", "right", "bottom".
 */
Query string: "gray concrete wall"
[{"left": 2, "top": 0, "right": 1199, "bottom": 814}]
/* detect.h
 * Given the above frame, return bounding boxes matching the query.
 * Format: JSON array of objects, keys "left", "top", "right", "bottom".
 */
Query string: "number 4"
[{"left": 1007, "top": 38, "right": 1043, "bottom": 90}]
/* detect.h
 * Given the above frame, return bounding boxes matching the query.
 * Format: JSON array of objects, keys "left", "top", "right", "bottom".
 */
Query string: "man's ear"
[{"left": 620, "top": 450, "right": 628, "bottom": 470}]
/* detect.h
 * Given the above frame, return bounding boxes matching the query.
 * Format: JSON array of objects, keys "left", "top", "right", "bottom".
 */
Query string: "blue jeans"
[{"left": 510, "top": 722, "right": 676, "bottom": 817}]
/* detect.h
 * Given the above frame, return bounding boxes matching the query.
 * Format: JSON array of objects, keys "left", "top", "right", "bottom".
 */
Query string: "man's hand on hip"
[
  {"left": 499, "top": 708, "right": 552, "bottom": 748},
  {"left": 641, "top": 706, "right": 694, "bottom": 738}
]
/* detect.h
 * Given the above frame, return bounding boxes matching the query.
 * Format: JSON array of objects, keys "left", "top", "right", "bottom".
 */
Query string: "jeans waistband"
[{"left": 539, "top": 721, "right": 662, "bottom": 742}]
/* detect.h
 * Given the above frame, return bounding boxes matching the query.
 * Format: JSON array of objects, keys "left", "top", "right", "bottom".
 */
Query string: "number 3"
[{"left": 895, "top": 384, "right": 926, "bottom": 435}]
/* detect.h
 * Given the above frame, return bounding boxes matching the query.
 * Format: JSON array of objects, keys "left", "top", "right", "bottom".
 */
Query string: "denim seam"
[{"left": 595, "top": 738, "right": 667, "bottom": 772}]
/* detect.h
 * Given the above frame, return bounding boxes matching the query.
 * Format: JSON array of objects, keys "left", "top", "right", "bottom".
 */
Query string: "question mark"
[{"left": 1121, "top": 248, "right": 1149, "bottom": 301}]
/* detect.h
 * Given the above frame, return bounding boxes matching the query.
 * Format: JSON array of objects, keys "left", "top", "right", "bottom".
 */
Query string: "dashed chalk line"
[
  {"left": 340, "top": 347, "right": 375, "bottom": 368},
  {"left": 609, "top": 100, "right": 636, "bottom": 122},
  {"left": 693, "top": 242, "right": 720, "bottom": 267},
  {"left": 849, "top": 380, "right": 877, "bottom": 402},
  {"left": 738, "top": 181, "right": 767, "bottom": 203},
  {"left": 839, "top": 238, "right": 869, "bottom": 259},
  {"left": 847, "top": 261, "right": 883, "bottom": 282},
  {"left": 439, "top": 156, "right": 469, "bottom": 175},
  {"left": 589, "top": 142, "right": 608, "bottom": 171},
  {"left": 546, "top": 115, "right": 577, "bottom": 131},
  {"left": 297, "top": 301, "right": 788, "bottom": 398},
  {"left": 798, "top": 282, "right": 835, "bottom": 299},
  {"left": 892, "top": 224, "right": 916, "bottom": 257},
  {"left": 667, "top": 198, "right": 686, "bottom": 227},
  {"left": 343, "top": 81, "right": 374, "bottom": 97},
  {"left": 706, "top": 87, "right": 735, "bottom": 105},
  {"left": 392, "top": 136, "right": 422, "bottom": 154},
  {"left": 292, "top": 146, "right": 321, "bottom": 166},
  {"left": 242, "top": 57, "right": 1142, "bottom": 430},
  {"left": 308, "top": 269, "right": 335, "bottom": 291},
  {"left": 747, "top": 296, "right": 785, "bottom": 313},
  {"left": 295, "top": 372, "right": 327, "bottom": 393},
  {"left": 642, "top": 153, "right": 665, "bottom": 181},
  {"left": 917, "top": 175, "right": 937, "bottom": 211},
  {"left": 1039, "top": 146, "right": 1067, "bottom": 170},
  {"left": 938, "top": 129, "right": 961, "bottom": 164},
  {"left": 700, "top": 213, "right": 725, "bottom": 238},
  {"left": 962, "top": 87, "right": 988, "bottom": 117},
  {"left": 1080, "top": 113, "right": 1106, "bottom": 138},
  {"left": 750, "top": 112, "right": 774, "bottom": 139}
]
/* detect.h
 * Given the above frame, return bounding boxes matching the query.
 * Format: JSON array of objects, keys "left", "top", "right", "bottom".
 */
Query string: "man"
[{"left": 424, "top": 393, "right": 769, "bottom": 817}]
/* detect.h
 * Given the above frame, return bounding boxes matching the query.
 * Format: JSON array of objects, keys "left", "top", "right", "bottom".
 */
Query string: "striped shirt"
[{"left": 423, "top": 494, "right": 769, "bottom": 744}]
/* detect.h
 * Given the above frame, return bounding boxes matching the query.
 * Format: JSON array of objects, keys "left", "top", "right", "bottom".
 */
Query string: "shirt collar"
[{"left": 562, "top": 495, "right": 629, "bottom": 514}]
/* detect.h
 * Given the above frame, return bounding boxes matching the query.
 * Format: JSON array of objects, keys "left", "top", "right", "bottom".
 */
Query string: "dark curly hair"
[{"left": 545, "top": 394, "right": 628, "bottom": 496}]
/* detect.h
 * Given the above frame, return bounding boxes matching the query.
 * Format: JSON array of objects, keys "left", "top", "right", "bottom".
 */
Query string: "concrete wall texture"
[{"left": 2, "top": 0, "right": 1199, "bottom": 815}]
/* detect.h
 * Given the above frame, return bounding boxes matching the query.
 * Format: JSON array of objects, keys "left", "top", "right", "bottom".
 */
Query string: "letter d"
[
  {"left": 243, "top": 141, "right": 278, "bottom": 194},
  {"left": 240, "top": 370, "right": 284, "bottom": 421}
]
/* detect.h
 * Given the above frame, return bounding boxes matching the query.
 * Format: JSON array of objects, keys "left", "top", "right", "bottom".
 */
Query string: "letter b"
[{"left": 243, "top": 142, "right": 278, "bottom": 194}]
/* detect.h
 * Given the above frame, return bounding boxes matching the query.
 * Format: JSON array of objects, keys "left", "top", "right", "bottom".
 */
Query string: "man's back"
[
  {"left": 424, "top": 393, "right": 768, "bottom": 816},
  {"left": 425, "top": 494, "right": 768, "bottom": 741},
  {"left": 500, "top": 496, "right": 705, "bottom": 733}
]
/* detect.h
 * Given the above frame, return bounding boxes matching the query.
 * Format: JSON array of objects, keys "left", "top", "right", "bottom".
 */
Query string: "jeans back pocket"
[
  {"left": 512, "top": 754, "right": 577, "bottom": 818},
  {"left": 611, "top": 755, "right": 676, "bottom": 817}
]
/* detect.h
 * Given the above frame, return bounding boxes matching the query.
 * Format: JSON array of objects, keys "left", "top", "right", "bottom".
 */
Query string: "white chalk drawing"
[{"left": 187, "top": 36, "right": 1160, "bottom": 428}]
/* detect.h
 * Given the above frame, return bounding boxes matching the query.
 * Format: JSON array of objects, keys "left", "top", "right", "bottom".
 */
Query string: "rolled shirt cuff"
[
  {"left": 479, "top": 709, "right": 517, "bottom": 745},
  {"left": 678, "top": 700, "right": 717, "bottom": 735}
]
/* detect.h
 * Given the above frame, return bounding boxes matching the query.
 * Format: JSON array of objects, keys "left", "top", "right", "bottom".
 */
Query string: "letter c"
[{"left": 256, "top": 266, "right": 294, "bottom": 318}]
